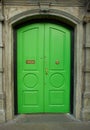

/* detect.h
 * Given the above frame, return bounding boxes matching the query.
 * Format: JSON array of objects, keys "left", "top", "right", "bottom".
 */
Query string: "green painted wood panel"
[
  {"left": 17, "top": 23, "right": 71, "bottom": 113},
  {"left": 17, "top": 24, "right": 44, "bottom": 113},
  {"left": 44, "top": 24, "right": 70, "bottom": 112}
]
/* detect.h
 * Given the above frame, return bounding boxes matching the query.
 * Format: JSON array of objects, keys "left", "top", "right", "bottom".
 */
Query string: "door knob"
[
  {"left": 55, "top": 60, "right": 60, "bottom": 64},
  {"left": 45, "top": 68, "right": 48, "bottom": 75}
]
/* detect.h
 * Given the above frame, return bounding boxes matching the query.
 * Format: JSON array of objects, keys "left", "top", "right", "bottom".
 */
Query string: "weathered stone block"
[
  {"left": 0, "top": 110, "right": 5, "bottom": 123},
  {"left": 0, "top": 93, "right": 5, "bottom": 123},
  {"left": 83, "top": 95, "right": 90, "bottom": 108},
  {"left": 0, "top": 74, "right": 2, "bottom": 92},
  {"left": 85, "top": 73, "right": 90, "bottom": 91},
  {"left": 0, "top": 48, "right": 2, "bottom": 68},
  {"left": 0, "top": 100, "right": 3, "bottom": 109},
  {"left": 86, "top": 23, "right": 90, "bottom": 44},
  {"left": 85, "top": 50, "right": 90, "bottom": 71},
  {"left": 3, "top": 0, "right": 86, "bottom": 6},
  {"left": 82, "top": 109, "right": 90, "bottom": 121},
  {"left": 0, "top": 93, "right": 4, "bottom": 108}
]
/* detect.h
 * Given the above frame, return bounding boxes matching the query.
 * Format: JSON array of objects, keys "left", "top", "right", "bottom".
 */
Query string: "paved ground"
[{"left": 0, "top": 114, "right": 90, "bottom": 130}]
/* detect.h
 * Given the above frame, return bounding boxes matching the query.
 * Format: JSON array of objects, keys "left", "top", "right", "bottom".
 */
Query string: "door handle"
[{"left": 45, "top": 68, "right": 48, "bottom": 75}]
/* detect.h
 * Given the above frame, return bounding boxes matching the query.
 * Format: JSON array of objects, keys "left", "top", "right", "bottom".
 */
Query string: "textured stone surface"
[
  {"left": 82, "top": 21, "right": 90, "bottom": 121},
  {"left": 0, "top": 6, "right": 5, "bottom": 123},
  {"left": 85, "top": 73, "right": 90, "bottom": 91},
  {"left": 86, "top": 23, "right": 90, "bottom": 44},
  {"left": 0, "top": 97, "right": 4, "bottom": 110},
  {"left": 0, "top": 114, "right": 90, "bottom": 130},
  {"left": 0, "top": 110, "right": 5, "bottom": 123},
  {"left": 82, "top": 109, "right": 90, "bottom": 121},
  {"left": 85, "top": 50, "right": 90, "bottom": 71},
  {"left": 83, "top": 95, "right": 90, "bottom": 108},
  {"left": 3, "top": 0, "right": 86, "bottom": 6}
]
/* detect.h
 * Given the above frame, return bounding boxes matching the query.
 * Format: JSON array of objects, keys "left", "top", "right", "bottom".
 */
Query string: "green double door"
[{"left": 17, "top": 23, "right": 71, "bottom": 113}]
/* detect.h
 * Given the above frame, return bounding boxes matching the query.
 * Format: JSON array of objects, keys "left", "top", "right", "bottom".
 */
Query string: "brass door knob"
[{"left": 55, "top": 60, "right": 60, "bottom": 64}]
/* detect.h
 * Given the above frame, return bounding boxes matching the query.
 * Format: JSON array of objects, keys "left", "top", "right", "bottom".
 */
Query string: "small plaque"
[{"left": 26, "top": 60, "right": 35, "bottom": 64}]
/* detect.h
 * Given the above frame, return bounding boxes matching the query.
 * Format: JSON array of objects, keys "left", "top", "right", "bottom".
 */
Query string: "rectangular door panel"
[
  {"left": 49, "top": 27, "right": 65, "bottom": 70},
  {"left": 22, "top": 27, "right": 39, "bottom": 70}
]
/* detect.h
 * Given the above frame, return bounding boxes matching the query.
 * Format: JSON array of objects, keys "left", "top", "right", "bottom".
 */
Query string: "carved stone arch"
[{"left": 8, "top": 9, "right": 81, "bottom": 26}]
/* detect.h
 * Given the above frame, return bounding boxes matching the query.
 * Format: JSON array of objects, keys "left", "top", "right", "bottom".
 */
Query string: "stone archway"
[{"left": 5, "top": 8, "right": 83, "bottom": 121}]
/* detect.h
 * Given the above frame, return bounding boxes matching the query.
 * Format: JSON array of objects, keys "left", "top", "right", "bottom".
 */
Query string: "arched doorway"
[
  {"left": 5, "top": 8, "right": 84, "bottom": 121},
  {"left": 16, "top": 22, "right": 72, "bottom": 114}
]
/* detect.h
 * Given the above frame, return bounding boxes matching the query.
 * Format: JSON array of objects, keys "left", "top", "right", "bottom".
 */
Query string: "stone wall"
[
  {"left": 3, "top": 0, "right": 86, "bottom": 6},
  {"left": 82, "top": 14, "right": 90, "bottom": 120},
  {"left": 0, "top": 2, "right": 5, "bottom": 123}
]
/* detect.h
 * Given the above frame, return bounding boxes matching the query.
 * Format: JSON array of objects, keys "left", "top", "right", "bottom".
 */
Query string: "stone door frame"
[{"left": 4, "top": 9, "right": 84, "bottom": 121}]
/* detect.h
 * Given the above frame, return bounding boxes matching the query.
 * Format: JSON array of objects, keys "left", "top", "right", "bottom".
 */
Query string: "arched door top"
[{"left": 8, "top": 9, "right": 81, "bottom": 26}]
